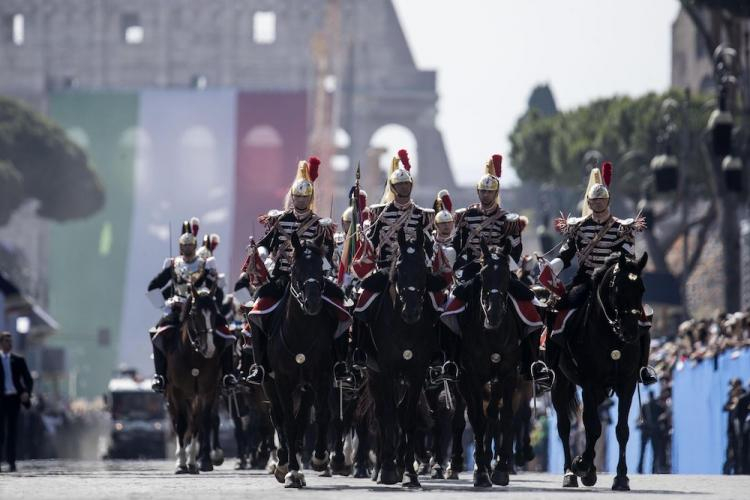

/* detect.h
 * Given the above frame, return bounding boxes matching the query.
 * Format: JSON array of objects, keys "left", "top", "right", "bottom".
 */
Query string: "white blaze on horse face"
[
  {"left": 202, "top": 309, "right": 216, "bottom": 358},
  {"left": 628, "top": 273, "right": 638, "bottom": 281}
]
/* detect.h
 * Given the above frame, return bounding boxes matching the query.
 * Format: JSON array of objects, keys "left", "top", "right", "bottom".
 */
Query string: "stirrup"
[
  {"left": 223, "top": 374, "right": 238, "bottom": 388},
  {"left": 639, "top": 366, "right": 658, "bottom": 386},
  {"left": 152, "top": 375, "right": 166, "bottom": 393},
  {"left": 442, "top": 360, "right": 459, "bottom": 381},
  {"left": 245, "top": 364, "right": 265, "bottom": 385},
  {"left": 333, "top": 361, "right": 354, "bottom": 384},
  {"left": 530, "top": 361, "right": 554, "bottom": 393}
]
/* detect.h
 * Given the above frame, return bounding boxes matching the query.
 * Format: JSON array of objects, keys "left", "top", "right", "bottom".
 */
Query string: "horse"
[
  {"left": 549, "top": 252, "right": 648, "bottom": 491},
  {"left": 450, "top": 240, "right": 524, "bottom": 487},
  {"left": 262, "top": 232, "right": 339, "bottom": 488},
  {"left": 164, "top": 282, "right": 226, "bottom": 474},
  {"left": 358, "top": 228, "right": 443, "bottom": 488}
]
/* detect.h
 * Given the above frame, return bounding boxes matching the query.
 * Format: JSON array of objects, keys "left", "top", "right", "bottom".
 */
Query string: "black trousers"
[{"left": 0, "top": 394, "right": 21, "bottom": 465}]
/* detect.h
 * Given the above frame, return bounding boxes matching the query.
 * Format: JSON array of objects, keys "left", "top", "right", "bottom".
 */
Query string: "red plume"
[
  {"left": 491, "top": 154, "right": 502, "bottom": 177},
  {"left": 358, "top": 190, "right": 368, "bottom": 212},
  {"left": 307, "top": 156, "right": 320, "bottom": 182},
  {"left": 397, "top": 149, "right": 411, "bottom": 171},
  {"left": 438, "top": 189, "right": 452, "bottom": 212},
  {"left": 209, "top": 233, "right": 220, "bottom": 252},
  {"left": 190, "top": 217, "right": 200, "bottom": 237},
  {"left": 602, "top": 161, "right": 612, "bottom": 187}
]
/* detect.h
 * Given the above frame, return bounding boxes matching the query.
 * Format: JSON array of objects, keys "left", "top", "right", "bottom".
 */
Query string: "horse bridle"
[
  {"left": 596, "top": 263, "right": 642, "bottom": 341},
  {"left": 185, "top": 295, "right": 216, "bottom": 357},
  {"left": 479, "top": 252, "right": 509, "bottom": 323}
]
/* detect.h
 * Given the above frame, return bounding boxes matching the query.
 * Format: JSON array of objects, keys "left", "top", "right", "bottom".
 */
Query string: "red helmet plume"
[
  {"left": 491, "top": 154, "right": 502, "bottom": 178},
  {"left": 190, "top": 217, "right": 200, "bottom": 237},
  {"left": 397, "top": 149, "right": 411, "bottom": 171},
  {"left": 602, "top": 161, "right": 613, "bottom": 187},
  {"left": 307, "top": 156, "right": 320, "bottom": 183}
]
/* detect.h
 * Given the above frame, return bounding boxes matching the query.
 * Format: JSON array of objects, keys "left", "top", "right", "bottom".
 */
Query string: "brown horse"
[{"left": 165, "top": 285, "right": 224, "bottom": 474}]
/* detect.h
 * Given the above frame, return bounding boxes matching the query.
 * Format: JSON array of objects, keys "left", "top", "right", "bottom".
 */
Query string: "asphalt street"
[{"left": 0, "top": 460, "right": 748, "bottom": 499}]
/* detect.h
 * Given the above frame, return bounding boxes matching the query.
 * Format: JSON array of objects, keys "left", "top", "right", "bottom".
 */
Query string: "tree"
[
  {"left": 0, "top": 97, "right": 104, "bottom": 225},
  {"left": 528, "top": 84, "right": 558, "bottom": 118},
  {"left": 509, "top": 89, "right": 717, "bottom": 309}
]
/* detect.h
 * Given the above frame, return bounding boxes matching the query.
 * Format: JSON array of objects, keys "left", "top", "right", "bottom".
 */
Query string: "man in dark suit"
[{"left": 0, "top": 331, "right": 33, "bottom": 472}]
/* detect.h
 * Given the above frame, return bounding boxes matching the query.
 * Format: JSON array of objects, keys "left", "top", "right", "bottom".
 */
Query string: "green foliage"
[
  {"left": 0, "top": 96, "right": 104, "bottom": 225},
  {"left": 509, "top": 90, "right": 715, "bottom": 201},
  {"left": 528, "top": 84, "right": 558, "bottom": 118}
]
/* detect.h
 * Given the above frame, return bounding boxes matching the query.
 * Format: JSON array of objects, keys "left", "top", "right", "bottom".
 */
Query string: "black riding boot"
[
  {"left": 638, "top": 330, "right": 657, "bottom": 386},
  {"left": 221, "top": 345, "right": 238, "bottom": 389},
  {"left": 246, "top": 323, "right": 269, "bottom": 385},
  {"left": 152, "top": 341, "right": 167, "bottom": 393}
]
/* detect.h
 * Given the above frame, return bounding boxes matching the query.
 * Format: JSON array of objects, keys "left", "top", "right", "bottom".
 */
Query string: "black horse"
[
  {"left": 359, "top": 228, "right": 443, "bottom": 488},
  {"left": 263, "top": 232, "right": 338, "bottom": 488},
  {"left": 448, "top": 240, "right": 523, "bottom": 487},
  {"left": 550, "top": 252, "right": 648, "bottom": 491}
]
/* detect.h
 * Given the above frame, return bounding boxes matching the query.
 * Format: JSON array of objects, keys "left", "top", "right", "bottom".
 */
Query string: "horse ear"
[
  {"left": 398, "top": 228, "right": 406, "bottom": 248},
  {"left": 291, "top": 232, "right": 302, "bottom": 253},
  {"left": 638, "top": 252, "right": 648, "bottom": 272}
]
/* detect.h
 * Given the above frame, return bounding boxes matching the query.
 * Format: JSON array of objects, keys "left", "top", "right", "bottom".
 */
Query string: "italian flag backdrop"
[{"left": 47, "top": 90, "right": 307, "bottom": 397}]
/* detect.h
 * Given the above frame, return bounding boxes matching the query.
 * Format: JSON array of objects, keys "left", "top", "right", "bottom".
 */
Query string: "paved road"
[{"left": 0, "top": 460, "right": 748, "bottom": 499}]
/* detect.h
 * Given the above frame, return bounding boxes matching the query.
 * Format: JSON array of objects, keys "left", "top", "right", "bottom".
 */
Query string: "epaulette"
[
  {"left": 615, "top": 215, "right": 647, "bottom": 234},
  {"left": 503, "top": 212, "right": 529, "bottom": 234},
  {"left": 554, "top": 213, "right": 586, "bottom": 235},
  {"left": 318, "top": 216, "right": 333, "bottom": 227},
  {"left": 454, "top": 207, "right": 467, "bottom": 226},
  {"left": 257, "top": 208, "right": 286, "bottom": 227}
]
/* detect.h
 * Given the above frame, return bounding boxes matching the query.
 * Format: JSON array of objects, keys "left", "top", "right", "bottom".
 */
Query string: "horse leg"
[
  {"left": 446, "top": 392, "right": 466, "bottom": 480},
  {"left": 371, "top": 374, "right": 399, "bottom": 485},
  {"left": 400, "top": 383, "right": 424, "bottom": 488},
  {"left": 459, "top": 376, "right": 491, "bottom": 488},
  {"left": 491, "top": 376, "right": 517, "bottom": 486},
  {"left": 353, "top": 415, "right": 371, "bottom": 478},
  {"left": 551, "top": 376, "right": 578, "bottom": 487},
  {"left": 233, "top": 410, "right": 248, "bottom": 470},
  {"left": 264, "top": 379, "right": 289, "bottom": 480},
  {"left": 276, "top": 379, "right": 304, "bottom": 488},
  {"left": 572, "top": 385, "right": 604, "bottom": 486},
  {"left": 211, "top": 406, "right": 225, "bottom": 466},
  {"left": 173, "top": 401, "right": 189, "bottom": 474},
  {"left": 612, "top": 381, "right": 636, "bottom": 491},
  {"left": 199, "top": 403, "right": 214, "bottom": 472},
  {"left": 311, "top": 376, "right": 332, "bottom": 473}
]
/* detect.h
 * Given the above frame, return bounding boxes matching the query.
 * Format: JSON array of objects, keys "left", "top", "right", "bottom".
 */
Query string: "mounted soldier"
[
  {"left": 146, "top": 218, "right": 237, "bottom": 393},
  {"left": 441, "top": 154, "right": 553, "bottom": 392},
  {"left": 243, "top": 157, "right": 350, "bottom": 384},
  {"left": 538, "top": 161, "right": 657, "bottom": 386},
  {"left": 353, "top": 149, "right": 447, "bottom": 319}
]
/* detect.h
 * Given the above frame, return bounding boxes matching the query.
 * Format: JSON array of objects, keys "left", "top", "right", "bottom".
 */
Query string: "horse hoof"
[
  {"left": 473, "top": 470, "right": 492, "bottom": 488},
  {"left": 612, "top": 475, "right": 630, "bottom": 491},
  {"left": 274, "top": 463, "right": 289, "bottom": 484},
  {"left": 284, "top": 471, "right": 306, "bottom": 488},
  {"left": 311, "top": 451, "right": 330, "bottom": 472},
  {"left": 430, "top": 465, "right": 445, "bottom": 480},
  {"left": 235, "top": 460, "right": 248, "bottom": 470},
  {"left": 491, "top": 467, "right": 509, "bottom": 486},
  {"left": 187, "top": 465, "right": 199, "bottom": 475},
  {"left": 175, "top": 465, "right": 189, "bottom": 475},
  {"left": 371, "top": 465, "right": 379, "bottom": 482},
  {"left": 378, "top": 467, "right": 399, "bottom": 485},
  {"left": 210, "top": 448, "right": 225, "bottom": 466},
  {"left": 417, "top": 463, "right": 430, "bottom": 476},
  {"left": 319, "top": 466, "right": 332, "bottom": 478},
  {"left": 571, "top": 456, "right": 591, "bottom": 477},
  {"left": 581, "top": 468, "right": 597, "bottom": 487},
  {"left": 446, "top": 468, "right": 460, "bottom": 480},
  {"left": 563, "top": 471, "right": 579, "bottom": 488},
  {"left": 353, "top": 464, "right": 369, "bottom": 479},
  {"left": 402, "top": 473, "right": 421, "bottom": 488},
  {"left": 199, "top": 461, "right": 213, "bottom": 472}
]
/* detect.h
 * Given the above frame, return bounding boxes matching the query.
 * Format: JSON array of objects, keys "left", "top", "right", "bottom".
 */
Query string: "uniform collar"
[
  {"left": 479, "top": 203, "right": 499, "bottom": 215},
  {"left": 393, "top": 199, "right": 413, "bottom": 210},
  {"left": 293, "top": 208, "right": 313, "bottom": 220}
]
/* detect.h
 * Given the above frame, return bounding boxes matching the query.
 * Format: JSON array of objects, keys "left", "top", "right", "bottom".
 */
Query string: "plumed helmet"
[
  {"left": 290, "top": 156, "right": 320, "bottom": 197},
  {"left": 587, "top": 183, "right": 610, "bottom": 200},
  {"left": 341, "top": 206, "right": 353, "bottom": 223},
  {"left": 179, "top": 220, "right": 197, "bottom": 247},
  {"left": 389, "top": 149, "right": 413, "bottom": 185},
  {"left": 433, "top": 189, "right": 454, "bottom": 224},
  {"left": 477, "top": 154, "right": 502, "bottom": 191}
]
